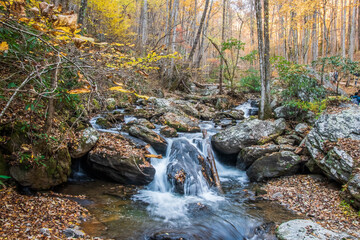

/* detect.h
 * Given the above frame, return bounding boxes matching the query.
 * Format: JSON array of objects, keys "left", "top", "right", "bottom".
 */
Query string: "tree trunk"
[
  {"left": 349, "top": 0, "right": 356, "bottom": 61},
  {"left": 188, "top": 0, "right": 210, "bottom": 62},
  {"left": 312, "top": 11, "right": 319, "bottom": 65},
  {"left": 78, "top": 0, "right": 87, "bottom": 26},
  {"left": 196, "top": 0, "right": 213, "bottom": 68},
  {"left": 342, "top": 0, "right": 347, "bottom": 57},
  {"left": 219, "top": 0, "right": 226, "bottom": 95},
  {"left": 141, "top": 0, "right": 148, "bottom": 55}
]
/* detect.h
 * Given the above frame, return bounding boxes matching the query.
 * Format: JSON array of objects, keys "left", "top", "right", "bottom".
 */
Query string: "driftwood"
[{"left": 202, "top": 129, "right": 223, "bottom": 194}]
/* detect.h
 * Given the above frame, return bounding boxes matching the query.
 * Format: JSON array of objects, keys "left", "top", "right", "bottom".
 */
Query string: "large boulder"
[
  {"left": 88, "top": 133, "right": 155, "bottom": 185},
  {"left": 160, "top": 112, "right": 200, "bottom": 133},
  {"left": 211, "top": 118, "right": 286, "bottom": 155},
  {"left": 305, "top": 107, "right": 360, "bottom": 183},
  {"left": 236, "top": 144, "right": 280, "bottom": 170},
  {"left": 166, "top": 139, "right": 213, "bottom": 194},
  {"left": 246, "top": 151, "right": 302, "bottom": 182},
  {"left": 348, "top": 172, "right": 360, "bottom": 207},
  {"left": 129, "top": 125, "right": 168, "bottom": 154},
  {"left": 276, "top": 219, "right": 354, "bottom": 240},
  {"left": 10, "top": 145, "right": 71, "bottom": 190},
  {"left": 70, "top": 127, "right": 100, "bottom": 159},
  {"left": 160, "top": 126, "right": 178, "bottom": 138}
]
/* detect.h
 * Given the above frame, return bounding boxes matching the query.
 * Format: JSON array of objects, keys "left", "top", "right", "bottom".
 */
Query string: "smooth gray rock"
[
  {"left": 70, "top": 127, "right": 99, "bottom": 159},
  {"left": 276, "top": 219, "right": 354, "bottom": 240},
  {"left": 246, "top": 151, "right": 302, "bottom": 182},
  {"left": 129, "top": 125, "right": 168, "bottom": 154},
  {"left": 212, "top": 118, "right": 286, "bottom": 155},
  {"left": 295, "top": 123, "right": 309, "bottom": 136},
  {"left": 236, "top": 144, "right": 280, "bottom": 170},
  {"left": 348, "top": 172, "right": 360, "bottom": 208}
]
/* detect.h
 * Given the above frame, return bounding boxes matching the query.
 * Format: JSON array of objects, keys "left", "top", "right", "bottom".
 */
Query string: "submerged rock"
[
  {"left": 167, "top": 139, "right": 213, "bottom": 194},
  {"left": 87, "top": 134, "right": 155, "bottom": 185},
  {"left": 160, "top": 112, "right": 200, "bottom": 133},
  {"left": 236, "top": 144, "right": 280, "bottom": 170},
  {"left": 211, "top": 118, "right": 286, "bottom": 155},
  {"left": 276, "top": 219, "right": 355, "bottom": 240},
  {"left": 70, "top": 127, "right": 99, "bottom": 159},
  {"left": 246, "top": 151, "right": 302, "bottom": 182},
  {"left": 129, "top": 125, "right": 167, "bottom": 154}
]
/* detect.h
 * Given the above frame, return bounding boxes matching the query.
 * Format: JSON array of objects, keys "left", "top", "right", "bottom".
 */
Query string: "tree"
[
  {"left": 255, "top": 0, "right": 272, "bottom": 120},
  {"left": 219, "top": 0, "right": 226, "bottom": 95}
]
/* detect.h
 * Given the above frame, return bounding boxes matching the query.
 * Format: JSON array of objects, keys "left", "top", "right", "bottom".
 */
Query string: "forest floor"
[
  {"left": 0, "top": 187, "right": 100, "bottom": 239},
  {"left": 262, "top": 175, "right": 360, "bottom": 238}
]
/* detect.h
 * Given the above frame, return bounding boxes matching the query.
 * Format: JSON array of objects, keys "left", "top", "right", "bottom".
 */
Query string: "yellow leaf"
[
  {"left": 68, "top": 88, "right": 91, "bottom": 94},
  {"left": 0, "top": 42, "right": 9, "bottom": 52}
]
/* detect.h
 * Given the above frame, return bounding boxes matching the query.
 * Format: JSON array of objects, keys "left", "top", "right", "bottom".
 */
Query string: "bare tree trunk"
[
  {"left": 342, "top": 0, "right": 347, "bottom": 57},
  {"left": 303, "top": 16, "right": 310, "bottom": 64},
  {"left": 263, "top": 0, "right": 271, "bottom": 119},
  {"left": 141, "top": 0, "right": 148, "bottom": 55},
  {"left": 358, "top": 1, "right": 360, "bottom": 50},
  {"left": 78, "top": 0, "right": 87, "bottom": 26},
  {"left": 331, "top": 0, "right": 338, "bottom": 54},
  {"left": 219, "top": 0, "right": 226, "bottom": 94},
  {"left": 312, "top": 11, "right": 319, "bottom": 65},
  {"left": 196, "top": 0, "right": 213, "bottom": 68},
  {"left": 188, "top": 0, "right": 210, "bottom": 62},
  {"left": 349, "top": 0, "right": 356, "bottom": 61},
  {"left": 169, "top": 0, "right": 179, "bottom": 77}
]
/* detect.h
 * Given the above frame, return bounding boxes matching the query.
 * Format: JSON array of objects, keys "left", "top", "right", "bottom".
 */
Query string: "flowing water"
[{"left": 59, "top": 102, "right": 299, "bottom": 239}]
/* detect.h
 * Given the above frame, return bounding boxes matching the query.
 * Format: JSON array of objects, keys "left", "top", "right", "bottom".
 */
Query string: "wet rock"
[
  {"left": 70, "top": 127, "right": 99, "bottom": 159},
  {"left": 88, "top": 134, "right": 155, "bottom": 185},
  {"left": 305, "top": 106, "right": 360, "bottom": 184},
  {"left": 236, "top": 144, "right": 280, "bottom": 170},
  {"left": 129, "top": 125, "right": 168, "bottom": 154},
  {"left": 160, "top": 112, "right": 200, "bottom": 133},
  {"left": 276, "top": 219, "right": 355, "bottom": 240},
  {"left": 173, "top": 100, "right": 200, "bottom": 118},
  {"left": 63, "top": 228, "right": 85, "bottom": 238},
  {"left": 197, "top": 104, "right": 216, "bottom": 120},
  {"left": 246, "top": 151, "right": 302, "bottom": 182},
  {"left": 127, "top": 118, "right": 155, "bottom": 129},
  {"left": 105, "top": 112, "right": 125, "bottom": 124},
  {"left": 160, "top": 126, "right": 178, "bottom": 138},
  {"left": 167, "top": 139, "right": 213, "bottom": 195},
  {"left": 95, "top": 117, "right": 112, "bottom": 129},
  {"left": 10, "top": 146, "right": 71, "bottom": 190},
  {"left": 215, "top": 110, "right": 245, "bottom": 120},
  {"left": 149, "top": 230, "right": 191, "bottom": 240},
  {"left": 212, "top": 118, "right": 286, "bottom": 155}
]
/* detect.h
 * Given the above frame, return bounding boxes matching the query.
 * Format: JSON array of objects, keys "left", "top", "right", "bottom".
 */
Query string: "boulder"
[
  {"left": 106, "top": 98, "right": 116, "bottom": 110},
  {"left": 105, "top": 112, "right": 125, "bottom": 124},
  {"left": 274, "top": 105, "right": 304, "bottom": 120},
  {"left": 295, "top": 123, "right": 309, "bottom": 136},
  {"left": 212, "top": 118, "right": 286, "bottom": 155},
  {"left": 246, "top": 151, "right": 302, "bottom": 182},
  {"left": 10, "top": 146, "right": 71, "bottom": 190},
  {"left": 276, "top": 219, "right": 355, "bottom": 240},
  {"left": 173, "top": 100, "right": 200, "bottom": 118},
  {"left": 95, "top": 117, "right": 112, "bottom": 129},
  {"left": 348, "top": 172, "right": 360, "bottom": 208},
  {"left": 166, "top": 139, "right": 213, "bottom": 194},
  {"left": 129, "top": 125, "right": 168, "bottom": 154},
  {"left": 275, "top": 136, "right": 295, "bottom": 146},
  {"left": 70, "top": 127, "right": 99, "bottom": 159},
  {"left": 127, "top": 118, "right": 155, "bottom": 129},
  {"left": 87, "top": 134, "right": 155, "bottom": 185},
  {"left": 305, "top": 107, "right": 360, "bottom": 184},
  {"left": 160, "top": 112, "right": 200, "bottom": 133},
  {"left": 236, "top": 144, "right": 280, "bottom": 170},
  {"left": 160, "top": 126, "right": 178, "bottom": 138},
  {"left": 215, "top": 110, "right": 245, "bottom": 120}
]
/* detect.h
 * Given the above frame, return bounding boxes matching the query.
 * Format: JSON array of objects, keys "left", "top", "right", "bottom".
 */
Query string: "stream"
[{"left": 59, "top": 101, "right": 298, "bottom": 240}]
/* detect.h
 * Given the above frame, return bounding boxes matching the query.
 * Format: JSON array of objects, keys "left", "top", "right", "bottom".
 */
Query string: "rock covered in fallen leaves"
[
  {"left": 211, "top": 118, "right": 286, "bottom": 155},
  {"left": 263, "top": 175, "right": 360, "bottom": 238},
  {"left": 246, "top": 151, "right": 302, "bottom": 182},
  {"left": 10, "top": 145, "right": 71, "bottom": 190},
  {"left": 129, "top": 125, "right": 168, "bottom": 154},
  {"left": 70, "top": 127, "right": 100, "bottom": 159},
  {"left": 276, "top": 219, "right": 355, "bottom": 240},
  {"left": 167, "top": 139, "right": 213, "bottom": 195},
  {"left": 236, "top": 144, "right": 280, "bottom": 170},
  {"left": 87, "top": 133, "right": 155, "bottom": 185},
  {"left": 160, "top": 126, "right": 178, "bottom": 138}
]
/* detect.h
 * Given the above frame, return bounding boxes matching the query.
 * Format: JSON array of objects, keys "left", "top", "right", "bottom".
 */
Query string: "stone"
[
  {"left": 127, "top": 118, "right": 155, "bottom": 129},
  {"left": 295, "top": 123, "right": 309, "bottom": 136},
  {"left": 129, "top": 125, "right": 168, "bottom": 154},
  {"left": 87, "top": 134, "right": 155, "bottom": 185},
  {"left": 305, "top": 106, "right": 360, "bottom": 184},
  {"left": 160, "top": 126, "right": 178, "bottom": 138},
  {"left": 70, "top": 127, "right": 99, "bottom": 159},
  {"left": 246, "top": 151, "right": 302, "bottom": 182},
  {"left": 166, "top": 139, "right": 214, "bottom": 195},
  {"left": 215, "top": 110, "right": 245, "bottom": 120},
  {"left": 275, "top": 136, "right": 295, "bottom": 146},
  {"left": 236, "top": 144, "right": 280, "bottom": 170},
  {"left": 160, "top": 112, "right": 200, "bottom": 133},
  {"left": 276, "top": 219, "right": 355, "bottom": 240},
  {"left": 10, "top": 146, "right": 71, "bottom": 190},
  {"left": 95, "top": 117, "right": 112, "bottom": 129},
  {"left": 106, "top": 98, "right": 116, "bottom": 110},
  {"left": 63, "top": 228, "right": 86, "bottom": 238},
  {"left": 212, "top": 118, "right": 286, "bottom": 155},
  {"left": 348, "top": 172, "right": 360, "bottom": 208}
]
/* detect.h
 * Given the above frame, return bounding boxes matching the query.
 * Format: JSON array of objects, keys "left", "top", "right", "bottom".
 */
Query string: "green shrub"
[{"left": 238, "top": 68, "right": 261, "bottom": 92}]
